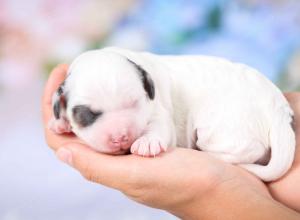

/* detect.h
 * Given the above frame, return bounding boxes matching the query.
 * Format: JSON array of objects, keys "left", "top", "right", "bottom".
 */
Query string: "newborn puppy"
[{"left": 49, "top": 47, "right": 295, "bottom": 181}]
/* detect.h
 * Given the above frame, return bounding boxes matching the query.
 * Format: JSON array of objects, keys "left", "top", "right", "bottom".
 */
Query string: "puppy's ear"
[
  {"left": 52, "top": 83, "right": 67, "bottom": 119},
  {"left": 49, "top": 82, "right": 71, "bottom": 134},
  {"left": 127, "top": 59, "right": 155, "bottom": 100}
]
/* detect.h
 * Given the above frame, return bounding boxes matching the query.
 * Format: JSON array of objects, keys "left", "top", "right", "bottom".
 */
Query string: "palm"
[{"left": 120, "top": 148, "right": 271, "bottom": 209}]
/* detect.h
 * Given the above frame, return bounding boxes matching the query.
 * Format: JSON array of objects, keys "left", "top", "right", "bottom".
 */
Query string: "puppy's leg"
[
  {"left": 48, "top": 117, "right": 71, "bottom": 134},
  {"left": 131, "top": 106, "right": 175, "bottom": 157},
  {"left": 206, "top": 152, "right": 243, "bottom": 164},
  {"left": 195, "top": 128, "right": 268, "bottom": 165}
]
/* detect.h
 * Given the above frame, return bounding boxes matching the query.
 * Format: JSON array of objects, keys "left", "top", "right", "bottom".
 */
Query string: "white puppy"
[{"left": 49, "top": 47, "right": 295, "bottom": 182}]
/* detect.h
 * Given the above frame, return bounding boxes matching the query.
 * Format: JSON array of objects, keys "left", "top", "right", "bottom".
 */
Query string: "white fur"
[{"left": 50, "top": 47, "right": 295, "bottom": 181}]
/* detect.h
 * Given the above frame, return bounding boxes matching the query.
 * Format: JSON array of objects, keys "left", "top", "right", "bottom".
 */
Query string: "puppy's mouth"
[{"left": 106, "top": 148, "right": 130, "bottom": 155}]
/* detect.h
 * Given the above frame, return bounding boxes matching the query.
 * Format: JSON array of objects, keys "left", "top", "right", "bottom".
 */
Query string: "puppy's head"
[{"left": 53, "top": 50, "right": 155, "bottom": 154}]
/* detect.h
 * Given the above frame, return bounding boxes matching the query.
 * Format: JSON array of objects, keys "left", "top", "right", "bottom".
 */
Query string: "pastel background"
[{"left": 0, "top": 0, "right": 299, "bottom": 219}]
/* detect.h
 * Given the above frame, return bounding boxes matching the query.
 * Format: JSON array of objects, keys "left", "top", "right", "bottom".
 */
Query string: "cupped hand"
[
  {"left": 268, "top": 93, "right": 300, "bottom": 211},
  {"left": 42, "top": 65, "right": 299, "bottom": 218}
]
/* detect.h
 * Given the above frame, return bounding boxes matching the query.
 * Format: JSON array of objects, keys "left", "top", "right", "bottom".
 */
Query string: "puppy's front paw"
[
  {"left": 48, "top": 117, "right": 71, "bottom": 134},
  {"left": 131, "top": 135, "right": 167, "bottom": 157}
]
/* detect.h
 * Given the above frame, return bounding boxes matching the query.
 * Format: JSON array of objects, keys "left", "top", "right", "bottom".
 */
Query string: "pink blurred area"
[
  {"left": 0, "top": 0, "right": 134, "bottom": 90},
  {"left": 0, "top": 1, "right": 175, "bottom": 220}
]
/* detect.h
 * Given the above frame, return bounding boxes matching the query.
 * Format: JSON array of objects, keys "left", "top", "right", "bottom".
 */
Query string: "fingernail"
[{"left": 56, "top": 148, "right": 73, "bottom": 166}]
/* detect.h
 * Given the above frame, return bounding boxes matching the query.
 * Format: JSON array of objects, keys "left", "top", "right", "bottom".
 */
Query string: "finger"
[
  {"left": 42, "top": 64, "right": 68, "bottom": 124},
  {"left": 56, "top": 144, "right": 142, "bottom": 190},
  {"left": 284, "top": 92, "right": 300, "bottom": 119},
  {"left": 268, "top": 93, "right": 300, "bottom": 211},
  {"left": 42, "top": 64, "right": 76, "bottom": 151},
  {"left": 284, "top": 92, "right": 300, "bottom": 158},
  {"left": 284, "top": 92, "right": 300, "bottom": 102}
]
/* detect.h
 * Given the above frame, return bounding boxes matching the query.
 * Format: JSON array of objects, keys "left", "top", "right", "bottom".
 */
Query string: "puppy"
[{"left": 49, "top": 47, "right": 295, "bottom": 181}]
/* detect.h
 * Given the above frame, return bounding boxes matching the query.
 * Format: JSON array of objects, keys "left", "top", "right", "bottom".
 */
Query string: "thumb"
[{"left": 55, "top": 144, "right": 137, "bottom": 190}]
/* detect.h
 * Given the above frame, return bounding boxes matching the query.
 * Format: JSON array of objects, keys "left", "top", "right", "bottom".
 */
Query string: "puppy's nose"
[{"left": 110, "top": 134, "right": 129, "bottom": 146}]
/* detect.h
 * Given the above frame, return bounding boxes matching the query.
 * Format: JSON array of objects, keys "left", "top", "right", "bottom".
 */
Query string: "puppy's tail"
[{"left": 240, "top": 106, "right": 295, "bottom": 182}]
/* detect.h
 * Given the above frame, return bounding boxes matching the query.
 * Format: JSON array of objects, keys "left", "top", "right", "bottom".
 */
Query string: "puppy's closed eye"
[{"left": 72, "top": 105, "right": 102, "bottom": 127}]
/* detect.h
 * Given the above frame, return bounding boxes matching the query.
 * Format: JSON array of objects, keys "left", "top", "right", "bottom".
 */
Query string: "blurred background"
[{"left": 0, "top": 0, "right": 300, "bottom": 219}]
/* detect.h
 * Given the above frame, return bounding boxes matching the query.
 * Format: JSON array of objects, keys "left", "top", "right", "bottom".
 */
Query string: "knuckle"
[
  {"left": 123, "top": 162, "right": 149, "bottom": 197},
  {"left": 82, "top": 171, "right": 95, "bottom": 182},
  {"left": 80, "top": 160, "right": 97, "bottom": 183}
]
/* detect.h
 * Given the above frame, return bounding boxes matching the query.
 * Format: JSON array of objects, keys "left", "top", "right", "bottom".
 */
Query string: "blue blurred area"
[{"left": 108, "top": 0, "right": 300, "bottom": 82}]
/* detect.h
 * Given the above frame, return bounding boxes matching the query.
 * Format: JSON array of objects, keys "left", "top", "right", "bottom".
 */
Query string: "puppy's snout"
[
  {"left": 111, "top": 134, "right": 129, "bottom": 144},
  {"left": 109, "top": 133, "right": 132, "bottom": 150}
]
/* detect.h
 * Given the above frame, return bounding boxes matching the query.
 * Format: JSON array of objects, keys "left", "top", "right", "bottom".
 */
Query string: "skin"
[{"left": 42, "top": 64, "right": 300, "bottom": 219}]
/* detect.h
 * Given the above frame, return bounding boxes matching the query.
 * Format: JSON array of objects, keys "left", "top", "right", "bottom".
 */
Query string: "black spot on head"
[
  {"left": 72, "top": 105, "right": 102, "bottom": 127},
  {"left": 127, "top": 59, "right": 155, "bottom": 100}
]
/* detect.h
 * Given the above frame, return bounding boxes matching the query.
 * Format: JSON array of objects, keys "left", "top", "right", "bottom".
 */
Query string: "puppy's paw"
[
  {"left": 48, "top": 117, "right": 71, "bottom": 134},
  {"left": 130, "top": 135, "right": 167, "bottom": 157}
]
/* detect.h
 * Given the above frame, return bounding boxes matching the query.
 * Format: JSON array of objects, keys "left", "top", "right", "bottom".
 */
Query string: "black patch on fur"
[
  {"left": 291, "top": 115, "right": 296, "bottom": 131},
  {"left": 72, "top": 105, "right": 102, "bottom": 127},
  {"left": 53, "top": 82, "right": 67, "bottom": 119},
  {"left": 127, "top": 59, "right": 155, "bottom": 100},
  {"left": 57, "top": 85, "right": 64, "bottom": 96},
  {"left": 53, "top": 101, "right": 61, "bottom": 119}
]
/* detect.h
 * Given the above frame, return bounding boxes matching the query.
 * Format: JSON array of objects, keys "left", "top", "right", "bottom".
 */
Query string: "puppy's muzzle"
[{"left": 108, "top": 133, "right": 133, "bottom": 150}]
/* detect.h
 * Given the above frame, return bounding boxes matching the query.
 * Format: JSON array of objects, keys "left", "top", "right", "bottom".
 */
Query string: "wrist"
[
  {"left": 170, "top": 174, "right": 298, "bottom": 220},
  {"left": 165, "top": 167, "right": 232, "bottom": 219},
  {"left": 170, "top": 179, "right": 258, "bottom": 219}
]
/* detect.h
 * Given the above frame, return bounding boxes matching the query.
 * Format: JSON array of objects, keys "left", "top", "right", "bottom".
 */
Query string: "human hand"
[
  {"left": 268, "top": 93, "right": 300, "bottom": 212},
  {"left": 42, "top": 65, "right": 299, "bottom": 219}
]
